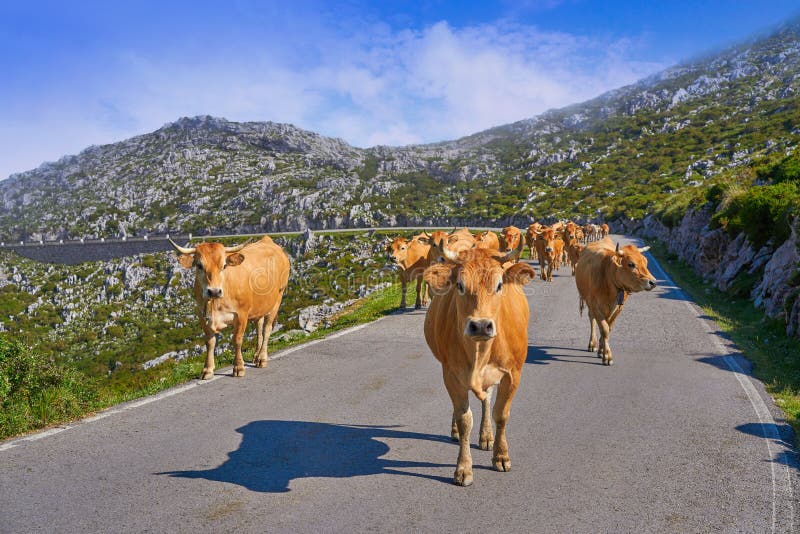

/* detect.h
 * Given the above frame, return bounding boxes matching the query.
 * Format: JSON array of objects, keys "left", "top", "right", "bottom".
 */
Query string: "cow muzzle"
[
  {"left": 206, "top": 287, "right": 223, "bottom": 298},
  {"left": 465, "top": 318, "right": 496, "bottom": 340},
  {"left": 644, "top": 279, "right": 656, "bottom": 291}
]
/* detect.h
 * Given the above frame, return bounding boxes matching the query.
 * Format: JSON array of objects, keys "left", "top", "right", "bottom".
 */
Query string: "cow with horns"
[
  {"left": 169, "top": 236, "right": 290, "bottom": 379},
  {"left": 424, "top": 238, "right": 535, "bottom": 486},
  {"left": 574, "top": 238, "right": 656, "bottom": 366}
]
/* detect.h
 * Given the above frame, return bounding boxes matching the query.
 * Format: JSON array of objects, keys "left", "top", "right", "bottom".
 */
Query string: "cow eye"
[
  {"left": 628, "top": 262, "right": 636, "bottom": 268},
  {"left": 496, "top": 281, "right": 503, "bottom": 293},
  {"left": 196, "top": 263, "right": 204, "bottom": 271},
  {"left": 400, "top": 246, "right": 405, "bottom": 250},
  {"left": 456, "top": 281, "right": 465, "bottom": 295}
]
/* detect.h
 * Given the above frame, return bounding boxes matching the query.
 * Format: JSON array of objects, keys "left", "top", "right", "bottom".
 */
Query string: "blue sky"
[{"left": 1, "top": 0, "right": 798, "bottom": 180}]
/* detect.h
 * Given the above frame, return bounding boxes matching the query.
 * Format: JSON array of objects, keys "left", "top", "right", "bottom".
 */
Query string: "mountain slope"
[{"left": 2, "top": 22, "right": 800, "bottom": 241}]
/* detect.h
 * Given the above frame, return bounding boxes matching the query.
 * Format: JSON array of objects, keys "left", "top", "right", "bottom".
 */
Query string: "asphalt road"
[{"left": 1, "top": 235, "right": 797, "bottom": 533}]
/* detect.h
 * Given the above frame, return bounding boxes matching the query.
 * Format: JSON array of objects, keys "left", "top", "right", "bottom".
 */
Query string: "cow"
[
  {"left": 574, "top": 238, "right": 657, "bottom": 366},
  {"left": 600, "top": 223, "right": 610, "bottom": 239},
  {"left": 525, "top": 222, "right": 543, "bottom": 262},
  {"left": 170, "top": 236, "right": 290, "bottom": 379},
  {"left": 582, "top": 224, "right": 596, "bottom": 243},
  {"left": 499, "top": 226, "right": 523, "bottom": 263},
  {"left": 566, "top": 238, "right": 585, "bottom": 276},
  {"left": 423, "top": 238, "right": 535, "bottom": 486},
  {"left": 386, "top": 235, "right": 432, "bottom": 309},
  {"left": 532, "top": 227, "right": 564, "bottom": 282},
  {"left": 426, "top": 228, "right": 476, "bottom": 263},
  {"left": 475, "top": 231, "right": 500, "bottom": 251}
]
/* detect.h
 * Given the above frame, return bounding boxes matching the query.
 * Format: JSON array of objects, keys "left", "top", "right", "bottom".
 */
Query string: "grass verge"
[
  {"left": 650, "top": 242, "right": 800, "bottom": 438},
  {"left": 0, "top": 283, "right": 402, "bottom": 441}
]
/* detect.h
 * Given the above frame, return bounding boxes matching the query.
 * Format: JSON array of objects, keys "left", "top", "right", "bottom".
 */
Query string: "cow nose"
[
  {"left": 206, "top": 287, "right": 223, "bottom": 298},
  {"left": 545, "top": 247, "right": 553, "bottom": 253},
  {"left": 466, "top": 319, "right": 496, "bottom": 339},
  {"left": 648, "top": 280, "right": 656, "bottom": 289}
]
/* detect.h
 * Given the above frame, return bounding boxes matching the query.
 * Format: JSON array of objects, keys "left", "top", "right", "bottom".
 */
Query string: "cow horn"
[
  {"left": 615, "top": 242, "right": 622, "bottom": 255},
  {"left": 497, "top": 238, "right": 524, "bottom": 263},
  {"left": 420, "top": 231, "right": 430, "bottom": 238},
  {"left": 168, "top": 238, "right": 195, "bottom": 255},
  {"left": 224, "top": 239, "right": 252, "bottom": 253},
  {"left": 439, "top": 239, "right": 462, "bottom": 263},
  {"left": 638, "top": 245, "right": 651, "bottom": 253}
]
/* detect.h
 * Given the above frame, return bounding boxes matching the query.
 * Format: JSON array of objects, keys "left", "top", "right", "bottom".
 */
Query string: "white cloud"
[{"left": 0, "top": 19, "right": 668, "bottom": 179}]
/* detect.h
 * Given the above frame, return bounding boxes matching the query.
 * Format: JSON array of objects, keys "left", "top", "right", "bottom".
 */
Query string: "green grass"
[
  {"left": 650, "top": 242, "right": 800, "bottom": 438},
  {"left": 0, "top": 283, "right": 401, "bottom": 440}
]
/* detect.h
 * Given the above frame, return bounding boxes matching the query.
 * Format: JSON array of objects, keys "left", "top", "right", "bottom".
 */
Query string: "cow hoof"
[
  {"left": 492, "top": 457, "right": 511, "bottom": 472},
  {"left": 254, "top": 358, "right": 268, "bottom": 368},
  {"left": 200, "top": 369, "right": 214, "bottom": 380},
  {"left": 454, "top": 468, "right": 473, "bottom": 487},
  {"left": 479, "top": 436, "right": 494, "bottom": 451},
  {"left": 414, "top": 303, "right": 421, "bottom": 310},
  {"left": 232, "top": 366, "right": 246, "bottom": 377},
  {"left": 451, "top": 431, "right": 460, "bottom": 442},
  {"left": 587, "top": 343, "right": 596, "bottom": 352}
]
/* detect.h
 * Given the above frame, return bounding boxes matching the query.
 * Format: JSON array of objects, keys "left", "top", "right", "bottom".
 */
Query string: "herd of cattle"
[{"left": 167, "top": 221, "right": 656, "bottom": 486}]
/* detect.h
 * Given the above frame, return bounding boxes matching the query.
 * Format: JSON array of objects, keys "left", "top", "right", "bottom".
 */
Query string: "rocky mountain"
[{"left": 2, "top": 21, "right": 800, "bottom": 241}]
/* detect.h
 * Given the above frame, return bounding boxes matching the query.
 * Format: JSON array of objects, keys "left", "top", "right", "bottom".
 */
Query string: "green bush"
[
  {"left": 773, "top": 152, "right": 800, "bottom": 184},
  {"left": 0, "top": 335, "right": 97, "bottom": 438},
  {"left": 712, "top": 182, "right": 800, "bottom": 248}
]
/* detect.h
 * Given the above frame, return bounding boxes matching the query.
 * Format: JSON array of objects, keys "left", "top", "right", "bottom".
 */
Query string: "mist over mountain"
[{"left": 2, "top": 21, "right": 799, "bottom": 241}]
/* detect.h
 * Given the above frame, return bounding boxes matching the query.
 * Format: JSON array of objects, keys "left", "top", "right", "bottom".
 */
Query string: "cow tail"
[{"left": 579, "top": 297, "right": 585, "bottom": 317}]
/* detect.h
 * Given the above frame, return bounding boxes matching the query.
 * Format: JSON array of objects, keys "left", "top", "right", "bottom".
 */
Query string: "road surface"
[{"left": 0, "top": 235, "right": 797, "bottom": 532}]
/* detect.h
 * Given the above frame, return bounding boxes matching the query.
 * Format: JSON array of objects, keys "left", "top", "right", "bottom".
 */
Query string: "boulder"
[{"left": 752, "top": 224, "right": 800, "bottom": 318}]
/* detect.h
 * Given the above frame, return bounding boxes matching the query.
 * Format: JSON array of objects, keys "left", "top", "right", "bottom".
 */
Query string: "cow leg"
[
  {"left": 414, "top": 277, "right": 423, "bottom": 309},
  {"left": 200, "top": 324, "right": 216, "bottom": 380},
  {"left": 599, "top": 318, "right": 613, "bottom": 366},
  {"left": 254, "top": 316, "right": 265, "bottom": 365},
  {"left": 253, "top": 315, "right": 273, "bottom": 368},
  {"left": 400, "top": 277, "right": 408, "bottom": 309},
  {"left": 444, "top": 372, "right": 473, "bottom": 486},
  {"left": 421, "top": 280, "right": 430, "bottom": 308},
  {"left": 479, "top": 385, "right": 494, "bottom": 450},
  {"left": 231, "top": 315, "right": 247, "bottom": 377},
  {"left": 492, "top": 372, "right": 519, "bottom": 472},
  {"left": 587, "top": 311, "right": 598, "bottom": 353}
]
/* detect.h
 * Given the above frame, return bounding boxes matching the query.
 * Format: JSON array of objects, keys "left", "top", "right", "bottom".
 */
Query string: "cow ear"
[
  {"left": 503, "top": 262, "right": 536, "bottom": 285},
  {"left": 226, "top": 253, "right": 245, "bottom": 266},
  {"left": 424, "top": 263, "right": 455, "bottom": 293},
  {"left": 417, "top": 237, "right": 430, "bottom": 245},
  {"left": 177, "top": 254, "right": 194, "bottom": 269}
]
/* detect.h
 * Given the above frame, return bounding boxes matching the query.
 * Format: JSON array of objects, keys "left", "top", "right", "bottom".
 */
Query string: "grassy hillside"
[{"left": 0, "top": 231, "right": 408, "bottom": 438}]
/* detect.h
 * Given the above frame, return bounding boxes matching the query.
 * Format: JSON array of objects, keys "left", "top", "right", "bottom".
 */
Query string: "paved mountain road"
[{"left": 1, "top": 236, "right": 797, "bottom": 532}]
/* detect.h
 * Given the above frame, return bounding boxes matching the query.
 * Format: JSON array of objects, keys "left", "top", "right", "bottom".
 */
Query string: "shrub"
[
  {"left": 773, "top": 152, "right": 800, "bottom": 184},
  {"left": 712, "top": 182, "right": 800, "bottom": 248},
  {"left": 0, "top": 335, "right": 97, "bottom": 438}
]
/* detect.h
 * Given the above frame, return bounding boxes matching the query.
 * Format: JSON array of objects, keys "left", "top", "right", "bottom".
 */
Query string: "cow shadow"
[
  {"left": 159, "top": 420, "right": 455, "bottom": 492},
  {"left": 736, "top": 422, "right": 799, "bottom": 472},
  {"left": 526, "top": 345, "right": 603, "bottom": 365}
]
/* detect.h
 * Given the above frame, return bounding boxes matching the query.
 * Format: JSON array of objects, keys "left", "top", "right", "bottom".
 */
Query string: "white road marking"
[
  {"left": 0, "top": 315, "right": 390, "bottom": 453},
  {"left": 644, "top": 246, "right": 794, "bottom": 534}
]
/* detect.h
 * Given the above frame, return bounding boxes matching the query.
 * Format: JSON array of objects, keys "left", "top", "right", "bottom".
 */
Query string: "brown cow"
[
  {"left": 575, "top": 238, "right": 656, "bottom": 365},
  {"left": 475, "top": 231, "right": 500, "bottom": 251},
  {"left": 499, "top": 226, "right": 523, "bottom": 263},
  {"left": 170, "top": 236, "right": 290, "bottom": 379},
  {"left": 525, "top": 222, "right": 543, "bottom": 261},
  {"left": 386, "top": 235, "right": 432, "bottom": 309},
  {"left": 600, "top": 223, "right": 610, "bottom": 239},
  {"left": 426, "top": 228, "right": 475, "bottom": 263},
  {"left": 424, "top": 239, "right": 535, "bottom": 486},
  {"left": 532, "top": 227, "right": 564, "bottom": 282},
  {"left": 566, "top": 238, "right": 585, "bottom": 276}
]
